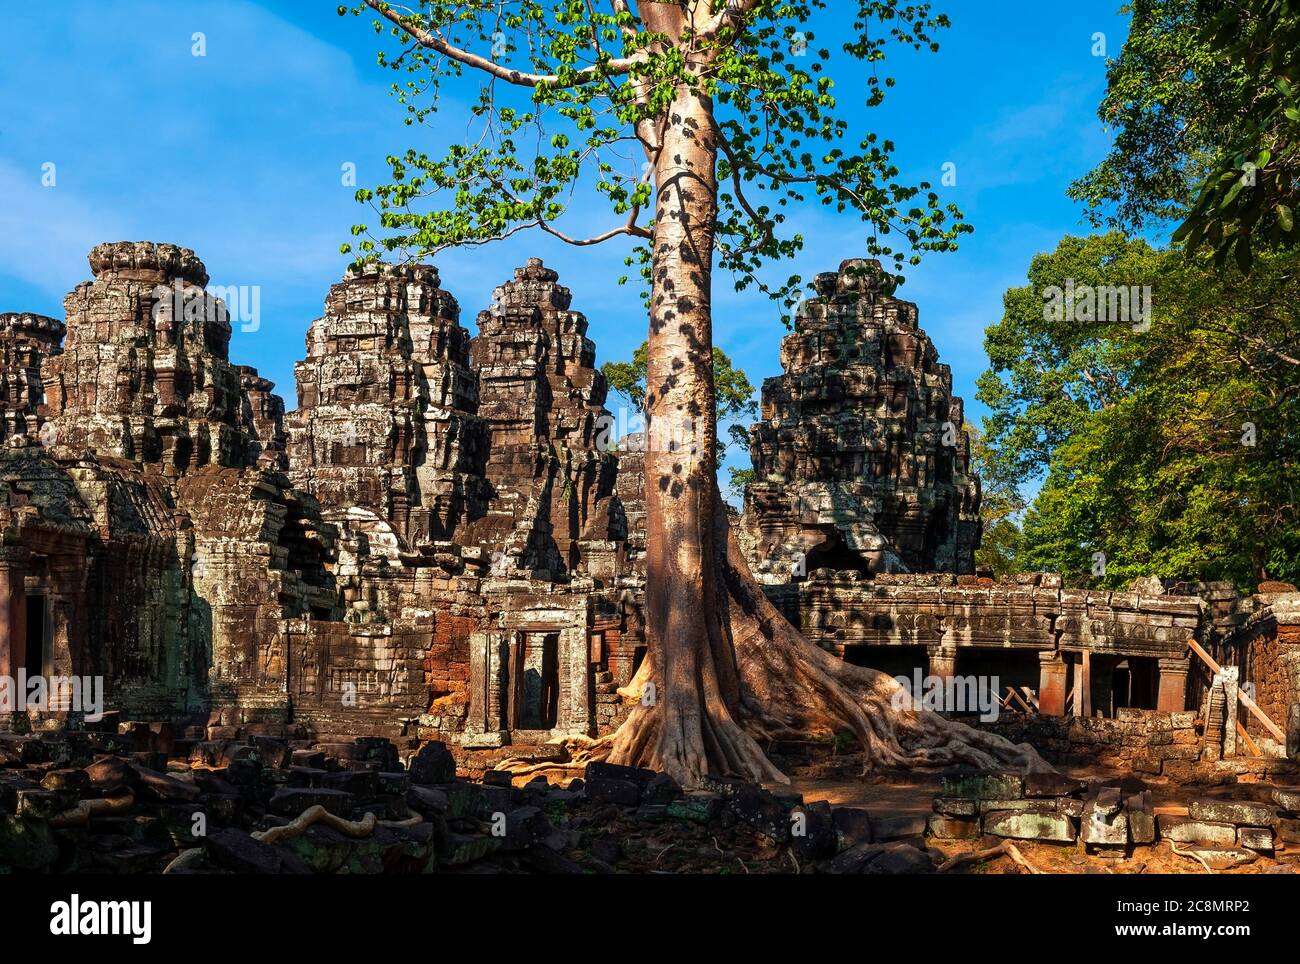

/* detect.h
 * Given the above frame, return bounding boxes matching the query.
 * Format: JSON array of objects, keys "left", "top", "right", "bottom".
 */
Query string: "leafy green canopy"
[
  {"left": 1070, "top": 0, "right": 1300, "bottom": 272},
  {"left": 978, "top": 233, "right": 1299, "bottom": 590},
  {"left": 966, "top": 423, "right": 1025, "bottom": 578},
  {"left": 339, "top": 1, "right": 971, "bottom": 307}
]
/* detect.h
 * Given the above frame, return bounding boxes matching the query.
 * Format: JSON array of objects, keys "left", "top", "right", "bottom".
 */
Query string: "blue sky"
[{"left": 0, "top": 1, "right": 1129, "bottom": 474}]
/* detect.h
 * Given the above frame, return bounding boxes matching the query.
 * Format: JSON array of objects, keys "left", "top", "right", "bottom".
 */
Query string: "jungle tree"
[{"left": 342, "top": 0, "right": 1043, "bottom": 785}]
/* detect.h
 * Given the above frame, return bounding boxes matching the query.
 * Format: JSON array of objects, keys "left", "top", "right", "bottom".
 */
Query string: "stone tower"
[
  {"left": 286, "top": 261, "right": 489, "bottom": 552},
  {"left": 463, "top": 258, "right": 622, "bottom": 579},
  {"left": 743, "top": 258, "right": 981, "bottom": 581},
  {"left": 39, "top": 242, "right": 258, "bottom": 475},
  {"left": 0, "top": 312, "right": 64, "bottom": 443}
]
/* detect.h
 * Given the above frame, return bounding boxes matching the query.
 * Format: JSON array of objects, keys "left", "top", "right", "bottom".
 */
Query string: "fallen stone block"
[
  {"left": 584, "top": 777, "right": 642, "bottom": 807},
  {"left": 730, "top": 784, "right": 790, "bottom": 842},
  {"left": 927, "top": 814, "right": 979, "bottom": 840},
  {"left": 1092, "top": 787, "right": 1122, "bottom": 817},
  {"left": 40, "top": 769, "right": 90, "bottom": 793},
  {"left": 790, "top": 801, "right": 837, "bottom": 859},
  {"left": 832, "top": 806, "right": 873, "bottom": 851},
  {"left": 250, "top": 736, "right": 291, "bottom": 770},
  {"left": 0, "top": 814, "right": 58, "bottom": 871},
  {"left": 932, "top": 797, "right": 977, "bottom": 817},
  {"left": 15, "top": 788, "right": 72, "bottom": 820},
  {"left": 1157, "top": 815, "right": 1237, "bottom": 846},
  {"left": 268, "top": 787, "right": 356, "bottom": 818},
  {"left": 1187, "top": 799, "right": 1275, "bottom": 827},
  {"left": 1128, "top": 810, "right": 1157, "bottom": 845},
  {"left": 323, "top": 769, "right": 379, "bottom": 797},
  {"left": 941, "top": 770, "right": 1023, "bottom": 801},
  {"left": 585, "top": 761, "right": 656, "bottom": 788},
  {"left": 84, "top": 756, "right": 139, "bottom": 791},
  {"left": 978, "top": 798, "right": 1043, "bottom": 814},
  {"left": 1056, "top": 797, "right": 1085, "bottom": 819},
  {"left": 1277, "top": 817, "right": 1300, "bottom": 845},
  {"left": 984, "top": 808, "right": 1076, "bottom": 843},
  {"left": 830, "top": 841, "right": 934, "bottom": 874},
  {"left": 1271, "top": 787, "right": 1300, "bottom": 813},
  {"left": 203, "top": 828, "right": 283, "bottom": 874},
  {"left": 642, "top": 772, "right": 681, "bottom": 806},
  {"left": 1024, "top": 773, "right": 1087, "bottom": 798},
  {"left": 870, "top": 814, "right": 928, "bottom": 842},
  {"left": 440, "top": 830, "right": 501, "bottom": 865},
  {"left": 407, "top": 741, "right": 457, "bottom": 785},
  {"left": 1238, "top": 826, "right": 1274, "bottom": 854},
  {"left": 666, "top": 792, "right": 721, "bottom": 824},
  {"left": 1082, "top": 801, "right": 1128, "bottom": 848},
  {"left": 291, "top": 749, "right": 326, "bottom": 769},
  {"left": 1179, "top": 846, "right": 1258, "bottom": 870}
]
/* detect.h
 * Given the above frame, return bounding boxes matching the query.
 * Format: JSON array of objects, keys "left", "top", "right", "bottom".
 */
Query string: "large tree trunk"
[{"left": 604, "top": 86, "right": 1047, "bottom": 788}]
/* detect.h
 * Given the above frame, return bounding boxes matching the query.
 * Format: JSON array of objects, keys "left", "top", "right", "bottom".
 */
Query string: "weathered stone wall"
[
  {"left": 1225, "top": 595, "right": 1300, "bottom": 754},
  {"left": 770, "top": 569, "right": 1200, "bottom": 660},
  {"left": 988, "top": 709, "right": 1201, "bottom": 772}
]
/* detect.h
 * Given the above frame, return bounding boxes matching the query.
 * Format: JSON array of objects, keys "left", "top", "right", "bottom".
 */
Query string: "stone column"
[
  {"left": 1287, "top": 703, "right": 1299, "bottom": 762},
  {"left": 0, "top": 549, "right": 27, "bottom": 727},
  {"left": 928, "top": 647, "right": 958, "bottom": 681},
  {"left": 1038, "top": 651, "right": 1068, "bottom": 716},
  {"left": 1217, "top": 666, "right": 1239, "bottom": 757},
  {"left": 556, "top": 625, "right": 591, "bottom": 736},
  {"left": 1156, "top": 656, "right": 1191, "bottom": 713},
  {"left": 1072, "top": 651, "right": 1092, "bottom": 717},
  {"left": 0, "top": 554, "right": 11, "bottom": 681},
  {"left": 463, "top": 631, "right": 507, "bottom": 747}
]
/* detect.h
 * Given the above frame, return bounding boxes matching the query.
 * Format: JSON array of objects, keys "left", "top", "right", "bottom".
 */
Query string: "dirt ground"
[{"left": 789, "top": 763, "right": 1300, "bottom": 875}]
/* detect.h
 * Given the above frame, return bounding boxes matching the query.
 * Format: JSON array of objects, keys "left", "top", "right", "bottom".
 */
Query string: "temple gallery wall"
[{"left": 1, "top": 242, "right": 1296, "bottom": 766}]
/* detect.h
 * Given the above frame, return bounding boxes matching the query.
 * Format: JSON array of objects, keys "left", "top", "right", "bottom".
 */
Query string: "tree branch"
[{"left": 365, "top": 1, "right": 644, "bottom": 88}]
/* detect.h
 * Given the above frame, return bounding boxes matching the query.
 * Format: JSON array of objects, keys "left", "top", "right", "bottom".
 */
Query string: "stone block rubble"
[
  {"left": 0, "top": 726, "right": 954, "bottom": 875},
  {"left": 929, "top": 768, "right": 1300, "bottom": 870}
]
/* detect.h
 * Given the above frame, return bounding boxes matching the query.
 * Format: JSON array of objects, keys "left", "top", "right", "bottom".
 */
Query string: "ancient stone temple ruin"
[
  {"left": 0, "top": 243, "right": 1297, "bottom": 774},
  {"left": 0, "top": 244, "right": 648, "bottom": 752}
]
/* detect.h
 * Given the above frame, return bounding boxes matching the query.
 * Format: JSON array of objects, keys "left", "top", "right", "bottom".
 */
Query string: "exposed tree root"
[
  {"left": 160, "top": 809, "right": 424, "bottom": 873},
  {"left": 253, "top": 806, "right": 378, "bottom": 845},
  {"left": 938, "top": 840, "right": 1042, "bottom": 874},
  {"left": 570, "top": 501, "right": 1050, "bottom": 788},
  {"left": 1169, "top": 842, "right": 1215, "bottom": 873},
  {"left": 49, "top": 790, "right": 136, "bottom": 829},
  {"left": 161, "top": 848, "right": 205, "bottom": 874}
]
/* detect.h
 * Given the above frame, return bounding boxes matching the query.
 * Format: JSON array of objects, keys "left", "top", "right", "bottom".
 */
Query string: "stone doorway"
[
  {"left": 25, "top": 595, "right": 48, "bottom": 677},
  {"left": 516, "top": 632, "right": 559, "bottom": 730}
]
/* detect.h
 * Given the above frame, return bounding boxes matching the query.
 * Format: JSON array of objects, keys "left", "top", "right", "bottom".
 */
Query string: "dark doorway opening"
[
  {"left": 1113, "top": 657, "right": 1158, "bottom": 711},
  {"left": 25, "top": 595, "right": 46, "bottom": 676},
  {"left": 520, "top": 632, "right": 560, "bottom": 730}
]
